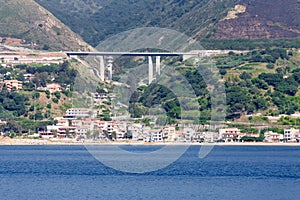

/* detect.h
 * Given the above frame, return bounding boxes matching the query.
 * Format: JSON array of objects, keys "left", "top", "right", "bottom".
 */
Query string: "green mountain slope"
[
  {"left": 35, "top": 0, "right": 300, "bottom": 49},
  {"left": 35, "top": 0, "right": 235, "bottom": 47},
  {"left": 0, "top": 0, "right": 93, "bottom": 51}
]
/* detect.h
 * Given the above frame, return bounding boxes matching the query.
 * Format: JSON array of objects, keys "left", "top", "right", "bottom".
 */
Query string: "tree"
[
  {"left": 52, "top": 130, "right": 58, "bottom": 138},
  {"left": 42, "top": 44, "right": 50, "bottom": 50},
  {"left": 33, "top": 72, "right": 49, "bottom": 87},
  {"left": 32, "top": 92, "right": 40, "bottom": 99},
  {"left": 266, "top": 63, "right": 274, "bottom": 69},
  {"left": 258, "top": 73, "right": 282, "bottom": 86},
  {"left": 86, "top": 130, "right": 92, "bottom": 139},
  {"left": 53, "top": 91, "right": 61, "bottom": 99},
  {"left": 93, "top": 130, "right": 100, "bottom": 139},
  {"left": 239, "top": 72, "right": 252, "bottom": 80},
  {"left": 219, "top": 69, "right": 227, "bottom": 76},
  {"left": 276, "top": 68, "right": 283, "bottom": 74},
  {"left": 52, "top": 98, "right": 59, "bottom": 104},
  {"left": 65, "top": 128, "right": 70, "bottom": 138},
  {"left": 228, "top": 51, "right": 235, "bottom": 56},
  {"left": 275, "top": 77, "right": 299, "bottom": 96},
  {"left": 254, "top": 98, "right": 268, "bottom": 110}
]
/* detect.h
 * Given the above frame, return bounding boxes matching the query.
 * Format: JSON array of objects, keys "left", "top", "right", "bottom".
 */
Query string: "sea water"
[{"left": 0, "top": 145, "right": 299, "bottom": 200}]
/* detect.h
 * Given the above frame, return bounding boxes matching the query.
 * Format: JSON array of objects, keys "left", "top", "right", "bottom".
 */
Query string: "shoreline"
[{"left": 1, "top": 137, "right": 300, "bottom": 146}]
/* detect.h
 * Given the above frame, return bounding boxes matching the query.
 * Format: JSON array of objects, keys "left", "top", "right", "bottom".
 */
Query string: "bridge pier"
[
  {"left": 99, "top": 56, "right": 105, "bottom": 82},
  {"left": 156, "top": 56, "right": 160, "bottom": 75},
  {"left": 107, "top": 57, "right": 113, "bottom": 81},
  {"left": 148, "top": 56, "right": 161, "bottom": 84},
  {"left": 148, "top": 56, "right": 154, "bottom": 84}
]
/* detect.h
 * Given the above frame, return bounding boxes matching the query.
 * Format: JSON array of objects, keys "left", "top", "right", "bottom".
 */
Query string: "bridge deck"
[{"left": 65, "top": 52, "right": 200, "bottom": 57}]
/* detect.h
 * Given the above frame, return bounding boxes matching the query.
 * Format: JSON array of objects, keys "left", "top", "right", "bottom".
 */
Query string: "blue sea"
[{"left": 0, "top": 145, "right": 300, "bottom": 200}]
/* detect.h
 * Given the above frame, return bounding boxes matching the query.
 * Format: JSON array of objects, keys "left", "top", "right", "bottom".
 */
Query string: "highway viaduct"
[{"left": 65, "top": 51, "right": 203, "bottom": 84}]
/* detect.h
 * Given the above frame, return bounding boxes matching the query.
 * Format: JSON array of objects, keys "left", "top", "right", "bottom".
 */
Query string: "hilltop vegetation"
[{"left": 0, "top": 0, "right": 93, "bottom": 51}]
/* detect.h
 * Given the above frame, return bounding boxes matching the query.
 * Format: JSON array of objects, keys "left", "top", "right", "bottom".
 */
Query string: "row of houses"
[
  {"left": 40, "top": 107, "right": 300, "bottom": 143},
  {"left": 218, "top": 127, "right": 300, "bottom": 143},
  {"left": 41, "top": 108, "right": 202, "bottom": 142},
  {"left": 1, "top": 103, "right": 299, "bottom": 143}
]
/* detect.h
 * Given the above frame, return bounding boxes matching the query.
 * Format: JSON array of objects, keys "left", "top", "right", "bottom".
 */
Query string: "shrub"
[
  {"left": 52, "top": 98, "right": 59, "bottom": 104},
  {"left": 266, "top": 64, "right": 275, "bottom": 69}
]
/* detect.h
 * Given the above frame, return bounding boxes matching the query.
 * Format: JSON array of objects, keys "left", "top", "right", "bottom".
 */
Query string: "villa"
[{"left": 264, "top": 131, "right": 283, "bottom": 143}]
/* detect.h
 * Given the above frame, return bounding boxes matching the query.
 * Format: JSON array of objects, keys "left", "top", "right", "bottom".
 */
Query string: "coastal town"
[
  {"left": 1, "top": 47, "right": 300, "bottom": 145},
  {"left": 29, "top": 112, "right": 300, "bottom": 144},
  {"left": 2, "top": 110, "right": 300, "bottom": 144}
]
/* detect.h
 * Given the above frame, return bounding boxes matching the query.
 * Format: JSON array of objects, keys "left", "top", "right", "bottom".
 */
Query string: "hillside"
[
  {"left": 35, "top": 0, "right": 300, "bottom": 49},
  {"left": 215, "top": 0, "right": 300, "bottom": 39},
  {"left": 0, "top": 0, "right": 93, "bottom": 51},
  {"left": 129, "top": 49, "right": 300, "bottom": 123}
]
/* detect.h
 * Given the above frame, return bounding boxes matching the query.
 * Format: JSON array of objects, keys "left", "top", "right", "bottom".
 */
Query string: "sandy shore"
[{"left": 1, "top": 136, "right": 300, "bottom": 146}]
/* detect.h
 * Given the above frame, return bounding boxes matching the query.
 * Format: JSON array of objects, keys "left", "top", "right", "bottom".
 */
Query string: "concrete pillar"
[
  {"left": 107, "top": 57, "right": 113, "bottom": 81},
  {"left": 156, "top": 56, "right": 161, "bottom": 75},
  {"left": 99, "top": 56, "right": 105, "bottom": 81},
  {"left": 148, "top": 56, "right": 153, "bottom": 84},
  {"left": 108, "top": 64, "right": 113, "bottom": 81}
]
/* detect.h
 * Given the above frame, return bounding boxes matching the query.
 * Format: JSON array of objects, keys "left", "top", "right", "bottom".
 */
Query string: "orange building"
[{"left": 3, "top": 80, "right": 23, "bottom": 91}]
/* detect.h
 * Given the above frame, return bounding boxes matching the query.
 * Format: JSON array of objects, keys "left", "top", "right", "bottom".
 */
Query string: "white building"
[
  {"left": 46, "top": 124, "right": 76, "bottom": 138},
  {"left": 219, "top": 128, "right": 243, "bottom": 142},
  {"left": 115, "top": 129, "right": 126, "bottom": 140},
  {"left": 202, "top": 132, "right": 219, "bottom": 143},
  {"left": 162, "top": 126, "right": 176, "bottom": 141},
  {"left": 64, "top": 108, "right": 95, "bottom": 119},
  {"left": 183, "top": 127, "right": 196, "bottom": 142},
  {"left": 76, "top": 126, "right": 90, "bottom": 138},
  {"left": 129, "top": 124, "right": 150, "bottom": 141},
  {"left": 284, "top": 128, "right": 300, "bottom": 142},
  {"left": 150, "top": 130, "right": 163, "bottom": 142}
]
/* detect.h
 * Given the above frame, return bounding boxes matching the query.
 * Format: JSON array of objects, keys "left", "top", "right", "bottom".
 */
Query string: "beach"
[{"left": 1, "top": 136, "right": 300, "bottom": 146}]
